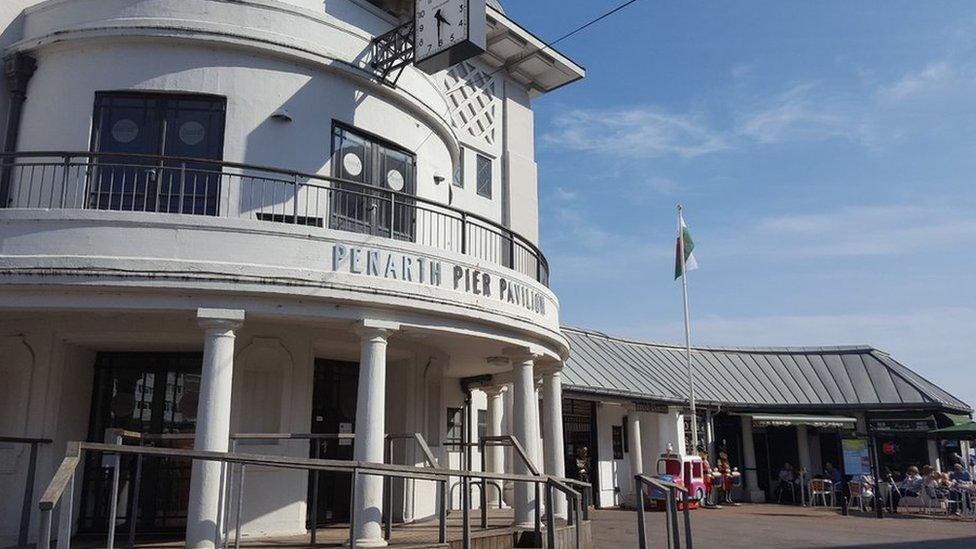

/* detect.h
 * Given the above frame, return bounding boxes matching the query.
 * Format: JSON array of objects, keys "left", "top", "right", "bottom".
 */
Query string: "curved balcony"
[{"left": 0, "top": 151, "right": 549, "bottom": 285}]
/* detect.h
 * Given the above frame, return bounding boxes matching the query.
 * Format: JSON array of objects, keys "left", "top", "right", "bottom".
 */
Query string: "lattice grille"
[{"left": 442, "top": 62, "right": 497, "bottom": 146}]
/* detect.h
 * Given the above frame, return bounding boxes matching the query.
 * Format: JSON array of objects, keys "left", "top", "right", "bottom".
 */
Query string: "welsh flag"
[{"left": 674, "top": 213, "right": 698, "bottom": 280}]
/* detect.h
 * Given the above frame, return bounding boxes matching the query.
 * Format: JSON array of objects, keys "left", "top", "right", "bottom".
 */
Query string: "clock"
[{"left": 414, "top": 0, "right": 487, "bottom": 74}]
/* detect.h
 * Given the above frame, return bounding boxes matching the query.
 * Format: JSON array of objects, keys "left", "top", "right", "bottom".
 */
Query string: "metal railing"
[
  {"left": 1, "top": 435, "right": 53, "bottom": 549},
  {"left": 37, "top": 440, "right": 586, "bottom": 549},
  {"left": 0, "top": 151, "right": 550, "bottom": 285},
  {"left": 634, "top": 474, "right": 694, "bottom": 549},
  {"left": 98, "top": 430, "right": 441, "bottom": 548}
]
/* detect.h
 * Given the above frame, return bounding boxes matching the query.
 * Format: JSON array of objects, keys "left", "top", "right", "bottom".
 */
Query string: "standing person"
[
  {"left": 716, "top": 447, "right": 737, "bottom": 504},
  {"left": 699, "top": 448, "right": 719, "bottom": 509},
  {"left": 574, "top": 446, "right": 591, "bottom": 484}
]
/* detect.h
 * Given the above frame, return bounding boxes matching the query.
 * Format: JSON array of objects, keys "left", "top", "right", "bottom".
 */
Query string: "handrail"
[
  {"left": 634, "top": 474, "right": 693, "bottom": 549},
  {"left": 104, "top": 429, "right": 441, "bottom": 546},
  {"left": 0, "top": 435, "right": 54, "bottom": 444},
  {"left": 0, "top": 150, "right": 550, "bottom": 284},
  {"left": 37, "top": 440, "right": 587, "bottom": 549},
  {"left": 2, "top": 434, "right": 54, "bottom": 549},
  {"left": 636, "top": 473, "right": 688, "bottom": 493}
]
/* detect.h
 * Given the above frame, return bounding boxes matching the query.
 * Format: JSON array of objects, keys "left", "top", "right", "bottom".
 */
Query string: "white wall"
[{"left": 594, "top": 404, "right": 629, "bottom": 508}]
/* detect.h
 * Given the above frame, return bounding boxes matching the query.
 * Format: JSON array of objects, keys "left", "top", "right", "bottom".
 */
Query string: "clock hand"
[{"left": 434, "top": 8, "right": 450, "bottom": 39}]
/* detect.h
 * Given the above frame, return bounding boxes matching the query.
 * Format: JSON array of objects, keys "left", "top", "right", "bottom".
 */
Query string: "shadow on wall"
[
  {"left": 242, "top": 66, "right": 367, "bottom": 215},
  {"left": 0, "top": 10, "right": 28, "bottom": 149}
]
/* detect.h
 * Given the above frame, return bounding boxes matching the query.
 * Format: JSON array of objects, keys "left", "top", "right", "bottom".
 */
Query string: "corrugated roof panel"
[
  {"left": 558, "top": 327, "right": 972, "bottom": 413},
  {"left": 821, "top": 353, "right": 859, "bottom": 404},
  {"left": 805, "top": 354, "right": 848, "bottom": 404},
  {"left": 786, "top": 354, "right": 829, "bottom": 404},
  {"left": 724, "top": 353, "right": 784, "bottom": 405},
  {"left": 862, "top": 354, "right": 902, "bottom": 403},
  {"left": 874, "top": 352, "right": 969, "bottom": 409},
  {"left": 841, "top": 354, "right": 881, "bottom": 404}
]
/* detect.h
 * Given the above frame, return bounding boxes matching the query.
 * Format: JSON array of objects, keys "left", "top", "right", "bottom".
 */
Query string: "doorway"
[
  {"left": 308, "top": 359, "right": 359, "bottom": 526},
  {"left": 562, "top": 398, "right": 599, "bottom": 502},
  {"left": 89, "top": 92, "right": 226, "bottom": 214},
  {"left": 79, "top": 352, "right": 202, "bottom": 533}
]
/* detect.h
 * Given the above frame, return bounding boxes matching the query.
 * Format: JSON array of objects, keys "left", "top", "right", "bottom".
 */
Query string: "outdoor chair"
[
  {"left": 848, "top": 481, "right": 873, "bottom": 511},
  {"left": 920, "top": 485, "right": 949, "bottom": 515},
  {"left": 809, "top": 479, "right": 834, "bottom": 507},
  {"left": 776, "top": 480, "right": 798, "bottom": 504}
]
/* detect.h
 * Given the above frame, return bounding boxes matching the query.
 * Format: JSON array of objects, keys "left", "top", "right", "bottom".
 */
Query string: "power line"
[
  {"left": 549, "top": 0, "right": 643, "bottom": 47},
  {"left": 414, "top": 0, "right": 644, "bottom": 153}
]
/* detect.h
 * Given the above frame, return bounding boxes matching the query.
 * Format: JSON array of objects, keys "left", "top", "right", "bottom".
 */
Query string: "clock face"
[{"left": 415, "top": 0, "right": 470, "bottom": 62}]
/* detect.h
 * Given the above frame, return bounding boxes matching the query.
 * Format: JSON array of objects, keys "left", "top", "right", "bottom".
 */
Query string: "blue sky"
[{"left": 504, "top": 1, "right": 976, "bottom": 408}]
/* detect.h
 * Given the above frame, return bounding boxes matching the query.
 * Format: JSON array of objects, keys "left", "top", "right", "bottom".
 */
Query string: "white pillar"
[
  {"left": 509, "top": 351, "right": 537, "bottom": 527},
  {"left": 796, "top": 425, "right": 812, "bottom": 475},
  {"left": 626, "top": 410, "right": 644, "bottom": 508},
  {"left": 704, "top": 410, "right": 716, "bottom": 459},
  {"left": 186, "top": 309, "right": 244, "bottom": 549},
  {"left": 740, "top": 416, "right": 764, "bottom": 502},
  {"left": 485, "top": 387, "right": 506, "bottom": 507},
  {"left": 542, "top": 371, "right": 567, "bottom": 519},
  {"left": 352, "top": 321, "right": 397, "bottom": 548},
  {"left": 928, "top": 439, "right": 942, "bottom": 473}
]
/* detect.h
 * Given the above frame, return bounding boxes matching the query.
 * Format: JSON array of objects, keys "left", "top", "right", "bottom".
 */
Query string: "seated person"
[
  {"left": 890, "top": 465, "right": 923, "bottom": 513},
  {"left": 776, "top": 462, "right": 797, "bottom": 502},
  {"left": 824, "top": 462, "right": 843, "bottom": 497},
  {"left": 948, "top": 464, "right": 973, "bottom": 515},
  {"left": 900, "top": 466, "right": 924, "bottom": 496}
]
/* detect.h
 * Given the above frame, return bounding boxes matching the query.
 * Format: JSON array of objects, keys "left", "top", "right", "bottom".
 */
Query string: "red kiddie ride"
[{"left": 646, "top": 452, "right": 707, "bottom": 510}]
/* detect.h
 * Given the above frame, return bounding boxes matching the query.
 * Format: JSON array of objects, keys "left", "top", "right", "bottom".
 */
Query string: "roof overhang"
[
  {"left": 736, "top": 413, "right": 858, "bottom": 430},
  {"left": 480, "top": 6, "right": 585, "bottom": 97}
]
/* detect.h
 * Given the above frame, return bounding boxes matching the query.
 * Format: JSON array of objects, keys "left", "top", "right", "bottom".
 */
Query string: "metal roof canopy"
[
  {"left": 738, "top": 413, "right": 857, "bottom": 430},
  {"left": 482, "top": 5, "right": 586, "bottom": 97},
  {"left": 560, "top": 327, "right": 973, "bottom": 414}
]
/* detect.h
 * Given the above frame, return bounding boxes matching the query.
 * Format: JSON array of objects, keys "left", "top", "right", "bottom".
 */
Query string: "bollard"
[{"left": 682, "top": 489, "right": 693, "bottom": 549}]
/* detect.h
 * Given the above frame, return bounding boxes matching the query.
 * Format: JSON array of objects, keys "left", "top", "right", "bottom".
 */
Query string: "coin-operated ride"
[{"left": 645, "top": 452, "right": 707, "bottom": 510}]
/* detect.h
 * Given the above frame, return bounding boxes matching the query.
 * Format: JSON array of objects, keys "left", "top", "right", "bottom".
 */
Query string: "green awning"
[
  {"left": 747, "top": 414, "right": 857, "bottom": 430},
  {"left": 929, "top": 421, "right": 976, "bottom": 439}
]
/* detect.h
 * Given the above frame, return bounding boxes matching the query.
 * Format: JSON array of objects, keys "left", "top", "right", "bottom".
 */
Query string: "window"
[
  {"left": 331, "top": 124, "right": 416, "bottom": 240},
  {"left": 477, "top": 409, "right": 487, "bottom": 440},
  {"left": 89, "top": 93, "right": 226, "bottom": 215},
  {"left": 446, "top": 407, "right": 464, "bottom": 451},
  {"left": 453, "top": 147, "right": 464, "bottom": 188},
  {"left": 476, "top": 154, "right": 492, "bottom": 198},
  {"left": 612, "top": 425, "right": 624, "bottom": 460}
]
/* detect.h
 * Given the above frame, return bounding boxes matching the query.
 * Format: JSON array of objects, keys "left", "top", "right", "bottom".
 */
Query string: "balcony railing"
[{"left": 0, "top": 151, "right": 549, "bottom": 285}]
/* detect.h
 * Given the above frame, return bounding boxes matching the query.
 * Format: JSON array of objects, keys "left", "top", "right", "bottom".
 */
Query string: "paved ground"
[{"left": 593, "top": 504, "right": 976, "bottom": 548}]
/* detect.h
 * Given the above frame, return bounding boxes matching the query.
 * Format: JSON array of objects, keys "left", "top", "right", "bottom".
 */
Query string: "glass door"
[
  {"left": 309, "top": 359, "right": 359, "bottom": 526},
  {"left": 330, "top": 124, "right": 416, "bottom": 240},
  {"left": 79, "top": 353, "right": 202, "bottom": 534},
  {"left": 89, "top": 93, "right": 226, "bottom": 215}
]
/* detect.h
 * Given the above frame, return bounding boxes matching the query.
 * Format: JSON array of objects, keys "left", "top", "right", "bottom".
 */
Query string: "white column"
[
  {"left": 704, "top": 410, "right": 716, "bottom": 459},
  {"left": 740, "top": 416, "right": 764, "bottom": 502},
  {"left": 928, "top": 439, "right": 942, "bottom": 473},
  {"left": 542, "top": 371, "right": 567, "bottom": 519},
  {"left": 485, "top": 387, "right": 506, "bottom": 507},
  {"left": 796, "top": 425, "right": 812, "bottom": 476},
  {"left": 626, "top": 411, "right": 644, "bottom": 476},
  {"left": 626, "top": 409, "right": 644, "bottom": 508},
  {"left": 352, "top": 321, "right": 397, "bottom": 548},
  {"left": 509, "top": 351, "right": 537, "bottom": 527},
  {"left": 186, "top": 309, "right": 244, "bottom": 549}
]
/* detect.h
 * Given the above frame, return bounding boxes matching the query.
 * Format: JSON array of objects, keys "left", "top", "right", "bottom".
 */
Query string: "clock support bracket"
[{"left": 370, "top": 21, "right": 416, "bottom": 88}]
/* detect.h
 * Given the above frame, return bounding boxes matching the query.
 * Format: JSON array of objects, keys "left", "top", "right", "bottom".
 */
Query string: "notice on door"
[{"left": 339, "top": 422, "right": 353, "bottom": 446}]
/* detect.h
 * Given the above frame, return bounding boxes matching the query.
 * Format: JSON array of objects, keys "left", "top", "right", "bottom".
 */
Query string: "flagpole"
[{"left": 678, "top": 204, "right": 700, "bottom": 454}]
